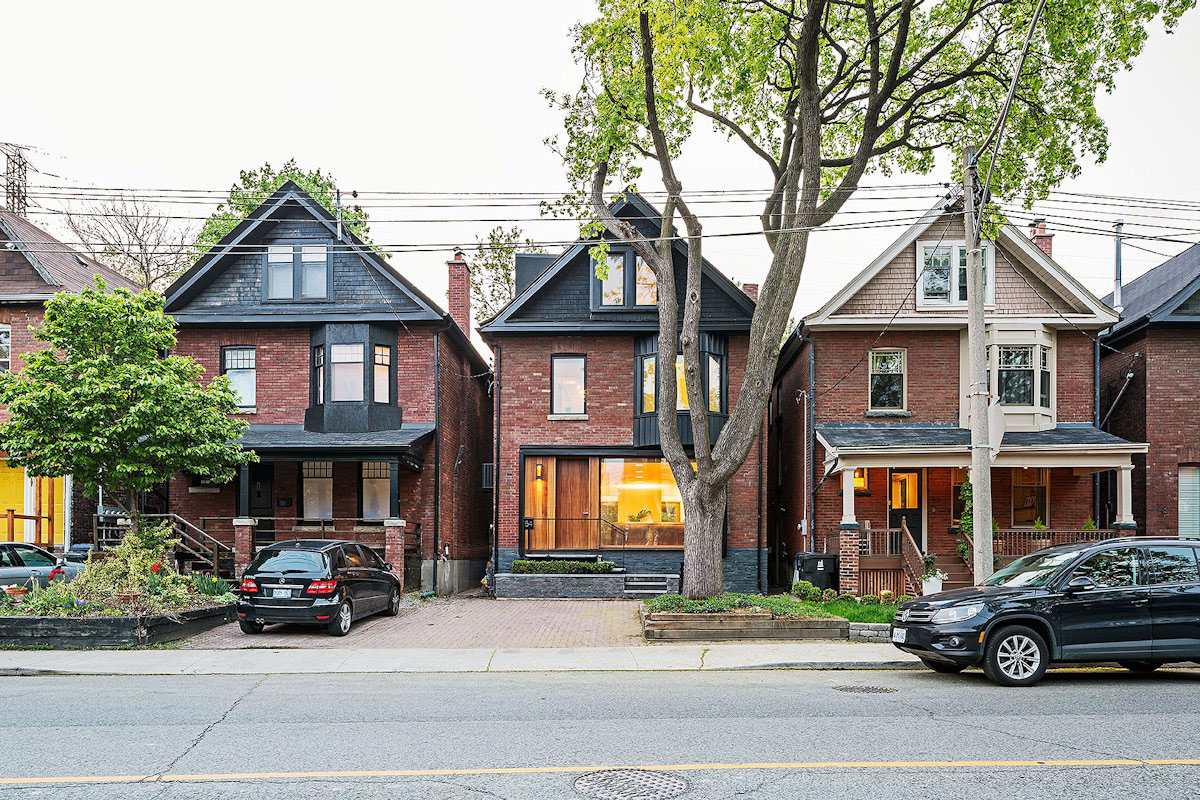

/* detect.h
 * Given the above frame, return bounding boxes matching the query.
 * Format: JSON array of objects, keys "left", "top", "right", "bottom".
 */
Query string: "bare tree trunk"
[{"left": 682, "top": 479, "right": 727, "bottom": 599}]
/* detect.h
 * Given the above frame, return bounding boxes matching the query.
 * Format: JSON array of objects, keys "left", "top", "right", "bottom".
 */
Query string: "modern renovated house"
[
  {"left": 1099, "top": 244, "right": 1200, "bottom": 536},
  {"left": 770, "top": 198, "right": 1147, "bottom": 596},
  {"left": 480, "top": 193, "right": 767, "bottom": 595},
  {"left": 159, "top": 182, "right": 492, "bottom": 593}
]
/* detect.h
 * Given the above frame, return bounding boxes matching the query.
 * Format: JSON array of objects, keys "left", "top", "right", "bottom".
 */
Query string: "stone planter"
[
  {"left": 494, "top": 572, "right": 627, "bottom": 599},
  {"left": 0, "top": 604, "right": 236, "bottom": 648},
  {"left": 640, "top": 607, "right": 849, "bottom": 641}
]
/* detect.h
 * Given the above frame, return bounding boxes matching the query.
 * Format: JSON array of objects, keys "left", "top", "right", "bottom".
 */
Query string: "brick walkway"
[{"left": 183, "top": 594, "right": 644, "bottom": 649}]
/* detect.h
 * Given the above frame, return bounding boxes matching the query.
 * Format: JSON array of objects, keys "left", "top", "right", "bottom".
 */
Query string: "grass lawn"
[{"left": 644, "top": 592, "right": 898, "bottom": 623}]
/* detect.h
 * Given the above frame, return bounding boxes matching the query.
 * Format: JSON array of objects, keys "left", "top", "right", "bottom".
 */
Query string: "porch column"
[
  {"left": 237, "top": 464, "right": 251, "bottom": 518},
  {"left": 388, "top": 458, "right": 401, "bottom": 519},
  {"left": 384, "top": 518, "right": 406, "bottom": 580},
  {"left": 233, "top": 517, "right": 256, "bottom": 576},
  {"left": 838, "top": 467, "right": 861, "bottom": 595},
  {"left": 1115, "top": 464, "right": 1136, "bottom": 531}
]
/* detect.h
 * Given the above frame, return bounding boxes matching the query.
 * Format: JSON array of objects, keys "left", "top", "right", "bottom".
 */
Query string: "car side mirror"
[{"left": 1064, "top": 576, "right": 1096, "bottom": 594}]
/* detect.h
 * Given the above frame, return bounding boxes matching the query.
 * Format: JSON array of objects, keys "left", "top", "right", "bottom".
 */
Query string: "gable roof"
[
  {"left": 479, "top": 192, "right": 756, "bottom": 335},
  {"left": 805, "top": 194, "right": 1118, "bottom": 329},
  {"left": 1102, "top": 243, "right": 1200, "bottom": 340},
  {"left": 0, "top": 209, "right": 139, "bottom": 297}
]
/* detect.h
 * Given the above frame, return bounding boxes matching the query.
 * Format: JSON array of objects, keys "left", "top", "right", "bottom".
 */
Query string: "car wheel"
[
  {"left": 920, "top": 658, "right": 968, "bottom": 674},
  {"left": 982, "top": 625, "right": 1049, "bottom": 687},
  {"left": 327, "top": 601, "right": 353, "bottom": 636},
  {"left": 382, "top": 587, "right": 402, "bottom": 617},
  {"left": 239, "top": 619, "right": 264, "bottom": 635},
  {"left": 1118, "top": 660, "right": 1165, "bottom": 673}
]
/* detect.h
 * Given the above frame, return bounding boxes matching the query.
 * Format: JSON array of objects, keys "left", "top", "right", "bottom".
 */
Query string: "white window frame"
[
  {"left": 868, "top": 348, "right": 907, "bottom": 412},
  {"left": 916, "top": 240, "right": 995, "bottom": 308},
  {"left": 0, "top": 324, "right": 11, "bottom": 373}
]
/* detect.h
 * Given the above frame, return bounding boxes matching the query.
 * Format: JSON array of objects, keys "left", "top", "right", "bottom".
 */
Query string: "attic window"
[
  {"left": 592, "top": 249, "right": 658, "bottom": 309},
  {"left": 264, "top": 243, "right": 329, "bottom": 300},
  {"left": 916, "top": 241, "right": 994, "bottom": 307}
]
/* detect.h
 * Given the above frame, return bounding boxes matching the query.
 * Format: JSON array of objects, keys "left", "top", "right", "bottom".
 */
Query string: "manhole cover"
[
  {"left": 573, "top": 768, "right": 689, "bottom": 800},
  {"left": 833, "top": 685, "right": 897, "bottom": 694}
]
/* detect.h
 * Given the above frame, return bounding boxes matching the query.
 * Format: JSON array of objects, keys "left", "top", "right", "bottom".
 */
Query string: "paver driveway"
[{"left": 183, "top": 593, "right": 643, "bottom": 649}]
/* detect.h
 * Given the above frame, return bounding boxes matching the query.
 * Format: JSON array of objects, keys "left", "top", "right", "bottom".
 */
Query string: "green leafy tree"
[
  {"left": 194, "top": 159, "right": 369, "bottom": 258},
  {"left": 470, "top": 226, "right": 546, "bottom": 323},
  {"left": 552, "top": 0, "right": 1192, "bottom": 598},
  {"left": 0, "top": 280, "right": 256, "bottom": 525}
]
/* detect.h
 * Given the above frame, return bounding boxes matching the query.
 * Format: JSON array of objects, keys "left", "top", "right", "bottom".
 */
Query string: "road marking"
[{"left": 2, "top": 758, "right": 1199, "bottom": 786}]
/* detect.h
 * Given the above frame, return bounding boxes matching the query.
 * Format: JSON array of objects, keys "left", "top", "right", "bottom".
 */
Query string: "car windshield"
[
  {"left": 982, "top": 550, "right": 1078, "bottom": 587},
  {"left": 248, "top": 549, "right": 326, "bottom": 574}
]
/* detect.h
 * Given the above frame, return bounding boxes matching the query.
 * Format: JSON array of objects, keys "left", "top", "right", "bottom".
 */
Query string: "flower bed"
[{"left": 640, "top": 592, "right": 900, "bottom": 640}]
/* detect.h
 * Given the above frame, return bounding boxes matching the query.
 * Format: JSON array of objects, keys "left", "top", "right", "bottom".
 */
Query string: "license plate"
[
  {"left": 272, "top": 588, "right": 291, "bottom": 599},
  {"left": 891, "top": 627, "right": 907, "bottom": 643}
]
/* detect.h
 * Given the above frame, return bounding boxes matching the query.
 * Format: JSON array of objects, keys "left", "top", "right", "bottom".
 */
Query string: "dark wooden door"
[
  {"left": 249, "top": 463, "right": 275, "bottom": 547},
  {"left": 554, "top": 458, "right": 592, "bottom": 550}
]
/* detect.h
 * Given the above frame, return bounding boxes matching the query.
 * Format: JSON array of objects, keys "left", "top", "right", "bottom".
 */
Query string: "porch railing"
[
  {"left": 992, "top": 528, "right": 1112, "bottom": 559},
  {"left": 199, "top": 516, "right": 399, "bottom": 552},
  {"left": 94, "top": 513, "right": 236, "bottom": 577}
]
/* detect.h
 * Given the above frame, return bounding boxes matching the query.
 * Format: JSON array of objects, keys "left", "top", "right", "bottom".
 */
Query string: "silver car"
[{"left": 0, "top": 543, "right": 85, "bottom": 588}]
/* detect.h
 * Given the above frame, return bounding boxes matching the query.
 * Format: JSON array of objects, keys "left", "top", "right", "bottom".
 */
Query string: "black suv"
[
  {"left": 892, "top": 537, "right": 1200, "bottom": 686},
  {"left": 237, "top": 540, "right": 402, "bottom": 636}
]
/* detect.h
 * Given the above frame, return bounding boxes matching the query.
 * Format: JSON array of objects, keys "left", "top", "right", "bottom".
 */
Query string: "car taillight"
[
  {"left": 305, "top": 579, "right": 338, "bottom": 595},
  {"left": 240, "top": 578, "right": 257, "bottom": 593}
]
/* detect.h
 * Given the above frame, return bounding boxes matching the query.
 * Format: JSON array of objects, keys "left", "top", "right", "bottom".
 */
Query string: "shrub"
[
  {"left": 1082, "top": 516, "right": 1098, "bottom": 531},
  {"left": 860, "top": 594, "right": 881, "bottom": 605},
  {"left": 790, "top": 579, "right": 821, "bottom": 601},
  {"left": 878, "top": 589, "right": 895, "bottom": 605},
  {"left": 896, "top": 594, "right": 914, "bottom": 605},
  {"left": 510, "top": 559, "right": 617, "bottom": 575},
  {"left": 820, "top": 588, "right": 838, "bottom": 603},
  {"left": 836, "top": 593, "right": 858, "bottom": 603}
]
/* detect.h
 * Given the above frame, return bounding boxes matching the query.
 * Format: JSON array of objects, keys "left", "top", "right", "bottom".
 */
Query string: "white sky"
[{"left": 5, "top": 0, "right": 1199, "bottom": 337}]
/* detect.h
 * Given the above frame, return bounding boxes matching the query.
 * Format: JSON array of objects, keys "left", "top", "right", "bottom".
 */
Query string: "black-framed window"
[
  {"left": 635, "top": 256, "right": 658, "bottom": 305},
  {"left": 330, "top": 343, "right": 364, "bottom": 402},
  {"left": 301, "top": 460, "right": 334, "bottom": 520},
  {"left": 592, "top": 249, "right": 658, "bottom": 309},
  {"left": 599, "top": 253, "right": 624, "bottom": 306},
  {"left": 361, "top": 461, "right": 391, "bottom": 521},
  {"left": 263, "top": 243, "right": 330, "bottom": 300},
  {"left": 373, "top": 345, "right": 391, "bottom": 404},
  {"left": 312, "top": 345, "right": 325, "bottom": 404},
  {"left": 551, "top": 354, "right": 586, "bottom": 415},
  {"left": 222, "top": 346, "right": 256, "bottom": 409},
  {"left": 869, "top": 349, "right": 905, "bottom": 410},
  {"left": 0, "top": 324, "right": 11, "bottom": 373},
  {"left": 638, "top": 338, "right": 725, "bottom": 415},
  {"left": 998, "top": 345, "right": 1035, "bottom": 405}
]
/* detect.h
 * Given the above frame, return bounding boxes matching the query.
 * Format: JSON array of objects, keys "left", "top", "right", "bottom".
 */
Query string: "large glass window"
[
  {"left": 300, "top": 245, "right": 328, "bottom": 298},
  {"left": 674, "top": 355, "right": 689, "bottom": 411},
  {"left": 373, "top": 345, "right": 391, "bottom": 404},
  {"left": 600, "top": 253, "right": 625, "bottom": 306},
  {"left": 998, "top": 345, "right": 1035, "bottom": 405},
  {"left": 599, "top": 458, "right": 685, "bottom": 549},
  {"left": 330, "top": 343, "right": 364, "bottom": 402},
  {"left": 302, "top": 461, "right": 334, "bottom": 520},
  {"left": 0, "top": 324, "right": 10, "bottom": 372},
  {"left": 266, "top": 245, "right": 293, "bottom": 300},
  {"left": 635, "top": 257, "right": 658, "bottom": 305},
  {"left": 1072, "top": 547, "right": 1140, "bottom": 589},
  {"left": 361, "top": 461, "right": 391, "bottom": 521},
  {"left": 1012, "top": 467, "right": 1049, "bottom": 528},
  {"left": 551, "top": 355, "right": 586, "bottom": 415},
  {"left": 869, "top": 349, "right": 905, "bottom": 410},
  {"left": 222, "top": 346, "right": 256, "bottom": 409},
  {"left": 639, "top": 350, "right": 723, "bottom": 415}
]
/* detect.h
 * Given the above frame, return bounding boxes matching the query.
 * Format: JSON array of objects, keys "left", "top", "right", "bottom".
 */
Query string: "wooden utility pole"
[{"left": 963, "top": 147, "right": 994, "bottom": 581}]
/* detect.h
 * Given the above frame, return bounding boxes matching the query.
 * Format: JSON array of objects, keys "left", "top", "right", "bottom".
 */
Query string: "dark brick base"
[{"left": 496, "top": 546, "right": 763, "bottom": 593}]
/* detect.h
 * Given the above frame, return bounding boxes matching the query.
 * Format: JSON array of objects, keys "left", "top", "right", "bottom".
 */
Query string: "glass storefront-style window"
[{"left": 599, "top": 458, "right": 685, "bottom": 549}]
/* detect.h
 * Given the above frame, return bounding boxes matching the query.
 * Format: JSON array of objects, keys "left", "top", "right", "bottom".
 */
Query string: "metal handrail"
[{"left": 899, "top": 519, "right": 924, "bottom": 596}]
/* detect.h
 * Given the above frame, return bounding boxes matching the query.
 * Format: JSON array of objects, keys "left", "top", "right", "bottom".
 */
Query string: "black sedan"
[
  {"left": 237, "top": 540, "right": 402, "bottom": 636},
  {"left": 892, "top": 537, "right": 1200, "bottom": 686}
]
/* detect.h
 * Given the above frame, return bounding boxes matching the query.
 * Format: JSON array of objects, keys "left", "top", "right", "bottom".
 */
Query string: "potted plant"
[
  {"left": 921, "top": 555, "right": 948, "bottom": 595},
  {"left": 3, "top": 583, "right": 30, "bottom": 604}
]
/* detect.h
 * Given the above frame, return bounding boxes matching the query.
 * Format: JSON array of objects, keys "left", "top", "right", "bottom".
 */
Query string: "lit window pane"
[
  {"left": 302, "top": 461, "right": 334, "bottom": 519},
  {"left": 600, "top": 254, "right": 624, "bottom": 306},
  {"left": 599, "top": 458, "right": 686, "bottom": 548},
  {"left": 267, "top": 245, "right": 293, "bottom": 299},
  {"left": 641, "top": 357, "right": 656, "bottom": 413},
  {"left": 330, "top": 344, "right": 364, "bottom": 402},
  {"left": 300, "top": 245, "right": 327, "bottom": 298},
  {"left": 675, "top": 355, "right": 688, "bottom": 410},
  {"left": 551, "top": 356, "right": 585, "bottom": 414},
  {"left": 373, "top": 345, "right": 390, "bottom": 404},
  {"left": 313, "top": 346, "right": 324, "bottom": 404},
  {"left": 635, "top": 257, "right": 657, "bottom": 305},
  {"left": 708, "top": 354, "right": 721, "bottom": 412},
  {"left": 1012, "top": 467, "right": 1048, "bottom": 527},
  {"left": 223, "top": 347, "right": 256, "bottom": 408}
]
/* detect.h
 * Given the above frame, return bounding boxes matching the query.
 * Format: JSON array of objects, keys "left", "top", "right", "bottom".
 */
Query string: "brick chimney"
[
  {"left": 447, "top": 249, "right": 472, "bottom": 336},
  {"left": 1028, "top": 218, "right": 1054, "bottom": 259},
  {"left": 741, "top": 283, "right": 759, "bottom": 302}
]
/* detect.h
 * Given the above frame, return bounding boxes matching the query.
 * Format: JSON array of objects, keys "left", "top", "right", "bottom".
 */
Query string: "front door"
[
  {"left": 249, "top": 463, "right": 275, "bottom": 548},
  {"left": 554, "top": 458, "right": 592, "bottom": 550},
  {"left": 1056, "top": 546, "right": 1153, "bottom": 660},
  {"left": 888, "top": 470, "right": 922, "bottom": 548}
]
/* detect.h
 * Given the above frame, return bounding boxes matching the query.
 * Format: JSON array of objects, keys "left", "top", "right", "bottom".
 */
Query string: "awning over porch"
[{"left": 238, "top": 423, "right": 435, "bottom": 469}]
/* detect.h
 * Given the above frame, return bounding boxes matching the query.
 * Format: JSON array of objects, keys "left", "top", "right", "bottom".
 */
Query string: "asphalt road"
[{"left": 3, "top": 667, "right": 1199, "bottom": 799}]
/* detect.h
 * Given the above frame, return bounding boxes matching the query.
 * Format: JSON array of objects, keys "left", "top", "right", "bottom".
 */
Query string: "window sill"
[
  {"left": 547, "top": 413, "right": 589, "bottom": 421},
  {"left": 188, "top": 486, "right": 221, "bottom": 494},
  {"left": 233, "top": 408, "right": 258, "bottom": 415},
  {"left": 865, "top": 409, "right": 911, "bottom": 418}
]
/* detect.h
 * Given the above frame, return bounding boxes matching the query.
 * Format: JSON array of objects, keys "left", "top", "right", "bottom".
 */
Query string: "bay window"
[
  {"left": 998, "top": 345, "right": 1034, "bottom": 405},
  {"left": 312, "top": 345, "right": 324, "bottom": 404},
  {"left": 1039, "top": 346, "right": 1052, "bottom": 408},
  {"left": 373, "top": 345, "right": 391, "bottom": 404},
  {"left": 639, "top": 352, "right": 723, "bottom": 414},
  {"left": 330, "top": 343, "right": 364, "bottom": 402}
]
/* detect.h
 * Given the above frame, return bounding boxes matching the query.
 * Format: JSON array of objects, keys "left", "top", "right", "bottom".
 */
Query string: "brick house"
[
  {"left": 769, "top": 196, "right": 1146, "bottom": 596},
  {"left": 479, "top": 193, "right": 767, "bottom": 594},
  {"left": 0, "top": 209, "right": 139, "bottom": 549},
  {"left": 1099, "top": 244, "right": 1200, "bottom": 536},
  {"left": 160, "top": 182, "right": 492, "bottom": 593}
]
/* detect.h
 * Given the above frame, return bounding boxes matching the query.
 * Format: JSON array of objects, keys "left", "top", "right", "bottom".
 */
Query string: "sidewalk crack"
[{"left": 700, "top": 647, "right": 710, "bottom": 669}]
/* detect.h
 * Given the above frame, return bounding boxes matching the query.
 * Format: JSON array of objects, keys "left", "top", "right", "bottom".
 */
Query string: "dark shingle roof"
[
  {"left": 240, "top": 423, "right": 435, "bottom": 455},
  {"left": 0, "top": 209, "right": 139, "bottom": 295},
  {"left": 816, "top": 422, "right": 1137, "bottom": 450},
  {"left": 1103, "top": 243, "right": 1200, "bottom": 336}
]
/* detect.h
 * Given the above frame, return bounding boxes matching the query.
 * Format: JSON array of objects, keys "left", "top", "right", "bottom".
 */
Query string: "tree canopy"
[
  {"left": 194, "top": 159, "right": 369, "bottom": 258},
  {"left": 0, "top": 280, "right": 255, "bottom": 513},
  {"left": 469, "top": 225, "right": 545, "bottom": 323}
]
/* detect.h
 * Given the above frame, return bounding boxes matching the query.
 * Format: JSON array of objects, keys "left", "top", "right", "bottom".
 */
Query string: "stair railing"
[{"left": 899, "top": 518, "right": 924, "bottom": 596}]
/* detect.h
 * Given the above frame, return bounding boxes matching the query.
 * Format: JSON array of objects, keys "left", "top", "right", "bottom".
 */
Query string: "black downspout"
[
  {"left": 807, "top": 336, "right": 816, "bottom": 551},
  {"left": 492, "top": 344, "right": 502, "bottom": 584},
  {"left": 432, "top": 327, "right": 442, "bottom": 596},
  {"left": 1094, "top": 339, "right": 1101, "bottom": 524},
  {"left": 757, "top": 414, "right": 764, "bottom": 594}
]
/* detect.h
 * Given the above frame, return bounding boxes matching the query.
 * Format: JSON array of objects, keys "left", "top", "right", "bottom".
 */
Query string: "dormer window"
[
  {"left": 593, "top": 250, "right": 658, "bottom": 309},
  {"left": 600, "top": 253, "right": 624, "bottom": 306},
  {"left": 916, "top": 241, "right": 993, "bottom": 307},
  {"left": 264, "top": 243, "right": 330, "bottom": 300}
]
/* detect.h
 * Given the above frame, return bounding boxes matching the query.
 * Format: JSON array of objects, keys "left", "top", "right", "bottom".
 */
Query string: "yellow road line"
[{"left": 3, "top": 758, "right": 1200, "bottom": 786}]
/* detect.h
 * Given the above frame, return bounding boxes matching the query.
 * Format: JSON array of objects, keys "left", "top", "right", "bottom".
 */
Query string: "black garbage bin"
[{"left": 794, "top": 552, "right": 838, "bottom": 591}]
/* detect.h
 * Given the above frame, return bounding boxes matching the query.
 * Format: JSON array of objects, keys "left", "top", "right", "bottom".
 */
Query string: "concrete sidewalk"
[{"left": 0, "top": 641, "right": 922, "bottom": 676}]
